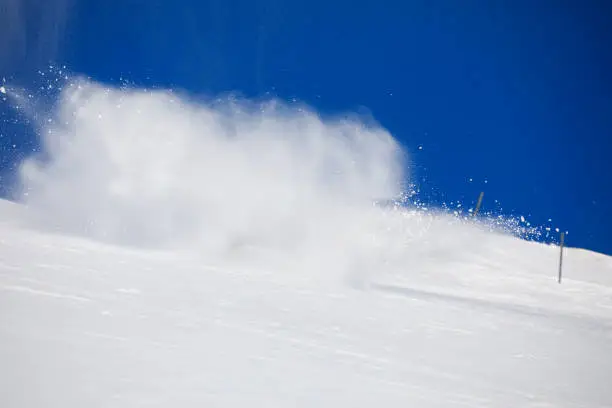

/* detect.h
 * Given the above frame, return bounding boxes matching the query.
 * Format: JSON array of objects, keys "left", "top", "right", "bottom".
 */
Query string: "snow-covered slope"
[
  {"left": 1, "top": 78, "right": 611, "bottom": 407},
  {"left": 1, "top": 198, "right": 611, "bottom": 408}
]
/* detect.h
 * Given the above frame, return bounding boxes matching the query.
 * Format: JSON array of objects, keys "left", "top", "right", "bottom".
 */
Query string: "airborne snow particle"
[{"left": 0, "top": 86, "right": 6, "bottom": 94}]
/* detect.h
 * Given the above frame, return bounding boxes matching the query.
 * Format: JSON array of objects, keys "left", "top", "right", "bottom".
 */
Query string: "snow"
[
  {"left": 2, "top": 79, "right": 612, "bottom": 407},
  {"left": 1, "top": 200, "right": 612, "bottom": 408},
  {"left": 0, "top": 86, "right": 6, "bottom": 94}
]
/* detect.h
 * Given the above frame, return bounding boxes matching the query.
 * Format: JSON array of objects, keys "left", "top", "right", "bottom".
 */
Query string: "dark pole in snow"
[
  {"left": 558, "top": 232, "right": 565, "bottom": 284},
  {"left": 473, "top": 192, "right": 484, "bottom": 217}
]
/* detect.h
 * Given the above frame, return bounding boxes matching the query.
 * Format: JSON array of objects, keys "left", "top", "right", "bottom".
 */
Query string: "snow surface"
[
  {"left": 2, "top": 78, "right": 612, "bottom": 407},
  {"left": 2, "top": 200, "right": 612, "bottom": 408}
]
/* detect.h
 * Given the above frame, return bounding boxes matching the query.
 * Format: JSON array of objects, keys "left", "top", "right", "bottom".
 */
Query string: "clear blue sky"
[{"left": 1, "top": 0, "right": 611, "bottom": 254}]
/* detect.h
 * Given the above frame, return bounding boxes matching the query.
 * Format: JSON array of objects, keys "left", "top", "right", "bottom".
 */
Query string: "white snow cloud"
[{"left": 17, "top": 78, "right": 411, "bottom": 278}]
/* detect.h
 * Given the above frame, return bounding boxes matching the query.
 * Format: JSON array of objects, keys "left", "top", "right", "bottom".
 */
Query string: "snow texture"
[{"left": 2, "top": 80, "right": 612, "bottom": 407}]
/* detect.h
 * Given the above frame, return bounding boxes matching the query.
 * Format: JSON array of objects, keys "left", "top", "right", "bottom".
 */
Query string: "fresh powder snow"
[{"left": 1, "top": 78, "right": 611, "bottom": 407}]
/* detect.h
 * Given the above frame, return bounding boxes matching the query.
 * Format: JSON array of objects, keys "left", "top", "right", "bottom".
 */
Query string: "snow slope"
[
  {"left": 1, "top": 78, "right": 612, "bottom": 407},
  {"left": 1, "top": 198, "right": 611, "bottom": 408}
]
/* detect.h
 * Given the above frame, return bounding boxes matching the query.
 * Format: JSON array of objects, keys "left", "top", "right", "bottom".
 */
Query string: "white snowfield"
[
  {"left": 1, "top": 199, "right": 611, "bottom": 408},
  {"left": 1, "top": 78, "right": 612, "bottom": 407}
]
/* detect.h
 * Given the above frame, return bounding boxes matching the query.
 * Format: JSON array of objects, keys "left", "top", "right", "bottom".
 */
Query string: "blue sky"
[{"left": 1, "top": 0, "right": 611, "bottom": 254}]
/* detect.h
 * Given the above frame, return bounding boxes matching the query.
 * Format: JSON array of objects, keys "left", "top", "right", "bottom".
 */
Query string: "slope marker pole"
[
  {"left": 558, "top": 232, "right": 565, "bottom": 284},
  {"left": 472, "top": 192, "right": 484, "bottom": 217}
]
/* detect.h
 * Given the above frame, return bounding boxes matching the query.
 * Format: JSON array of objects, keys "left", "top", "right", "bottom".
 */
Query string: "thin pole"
[
  {"left": 473, "top": 192, "right": 484, "bottom": 217},
  {"left": 558, "top": 232, "right": 565, "bottom": 284}
]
